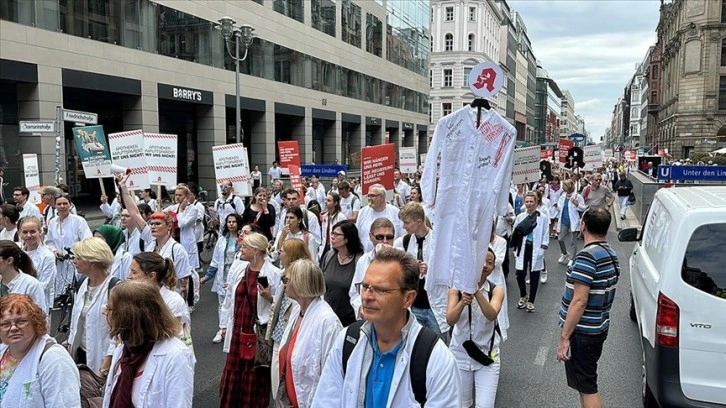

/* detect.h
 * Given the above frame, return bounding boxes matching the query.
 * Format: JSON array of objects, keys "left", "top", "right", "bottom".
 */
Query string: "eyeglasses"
[
  {"left": 355, "top": 283, "right": 404, "bottom": 296},
  {"left": 281, "top": 276, "right": 289, "bottom": 284},
  {"left": 0, "top": 318, "right": 30, "bottom": 331},
  {"left": 373, "top": 234, "right": 395, "bottom": 241},
  {"left": 331, "top": 232, "right": 345, "bottom": 237}
]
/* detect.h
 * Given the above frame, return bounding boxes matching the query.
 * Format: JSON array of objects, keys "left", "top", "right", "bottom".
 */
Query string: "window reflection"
[
  {"left": 274, "top": 0, "right": 304, "bottom": 24},
  {"left": 366, "top": 13, "right": 382, "bottom": 57},
  {"left": 385, "top": 0, "right": 430, "bottom": 76},
  {"left": 342, "top": 0, "right": 362, "bottom": 48},
  {"left": 312, "top": 0, "right": 336, "bottom": 37},
  {"left": 157, "top": 5, "right": 215, "bottom": 65}
]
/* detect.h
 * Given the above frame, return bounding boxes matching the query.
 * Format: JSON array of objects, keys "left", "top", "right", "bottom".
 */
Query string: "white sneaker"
[
  {"left": 517, "top": 296, "right": 529, "bottom": 309},
  {"left": 525, "top": 277, "right": 530, "bottom": 284},
  {"left": 212, "top": 329, "right": 223, "bottom": 344},
  {"left": 540, "top": 270, "right": 548, "bottom": 284},
  {"left": 567, "top": 259, "right": 573, "bottom": 268},
  {"left": 558, "top": 253, "right": 569, "bottom": 264}
]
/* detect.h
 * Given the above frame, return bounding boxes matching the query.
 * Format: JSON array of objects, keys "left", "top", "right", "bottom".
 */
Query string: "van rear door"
[{"left": 677, "top": 222, "right": 726, "bottom": 405}]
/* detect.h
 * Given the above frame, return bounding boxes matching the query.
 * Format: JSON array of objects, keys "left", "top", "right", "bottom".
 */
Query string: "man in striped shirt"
[{"left": 556, "top": 207, "right": 619, "bottom": 408}]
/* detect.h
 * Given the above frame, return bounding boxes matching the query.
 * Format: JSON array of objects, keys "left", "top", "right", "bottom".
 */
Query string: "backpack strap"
[
  {"left": 108, "top": 277, "right": 121, "bottom": 292},
  {"left": 139, "top": 238, "right": 145, "bottom": 254},
  {"left": 342, "top": 320, "right": 365, "bottom": 375},
  {"left": 39, "top": 338, "right": 55, "bottom": 362},
  {"left": 410, "top": 326, "right": 440, "bottom": 406},
  {"left": 402, "top": 233, "right": 412, "bottom": 251}
]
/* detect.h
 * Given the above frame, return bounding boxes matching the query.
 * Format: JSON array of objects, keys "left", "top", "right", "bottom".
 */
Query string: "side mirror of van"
[{"left": 618, "top": 227, "right": 640, "bottom": 242}]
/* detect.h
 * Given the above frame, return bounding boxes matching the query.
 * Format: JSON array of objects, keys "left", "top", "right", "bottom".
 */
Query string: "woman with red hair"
[{"left": 0, "top": 294, "right": 80, "bottom": 407}]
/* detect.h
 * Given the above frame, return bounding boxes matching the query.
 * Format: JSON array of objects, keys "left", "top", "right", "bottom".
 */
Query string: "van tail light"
[{"left": 656, "top": 292, "right": 679, "bottom": 347}]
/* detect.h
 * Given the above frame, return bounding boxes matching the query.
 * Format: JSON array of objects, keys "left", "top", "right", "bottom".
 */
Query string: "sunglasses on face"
[{"left": 374, "top": 234, "right": 395, "bottom": 241}]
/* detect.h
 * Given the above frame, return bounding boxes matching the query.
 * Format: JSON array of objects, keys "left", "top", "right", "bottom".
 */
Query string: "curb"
[{"left": 613, "top": 201, "right": 641, "bottom": 231}]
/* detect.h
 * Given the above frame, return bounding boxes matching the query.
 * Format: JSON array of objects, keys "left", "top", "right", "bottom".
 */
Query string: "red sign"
[
  {"left": 288, "top": 164, "right": 304, "bottom": 198},
  {"left": 361, "top": 144, "right": 396, "bottom": 195},
  {"left": 541, "top": 149, "right": 552, "bottom": 160},
  {"left": 558, "top": 139, "right": 573, "bottom": 164},
  {"left": 278, "top": 141, "right": 300, "bottom": 170}
]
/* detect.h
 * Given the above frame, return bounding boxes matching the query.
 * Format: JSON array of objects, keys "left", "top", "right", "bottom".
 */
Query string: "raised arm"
[{"left": 115, "top": 174, "right": 147, "bottom": 232}]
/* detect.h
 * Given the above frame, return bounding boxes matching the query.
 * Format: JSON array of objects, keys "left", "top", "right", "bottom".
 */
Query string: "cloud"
[{"left": 576, "top": 98, "right": 602, "bottom": 110}]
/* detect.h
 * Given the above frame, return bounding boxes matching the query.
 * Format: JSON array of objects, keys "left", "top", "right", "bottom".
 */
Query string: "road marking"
[{"left": 534, "top": 346, "right": 549, "bottom": 366}]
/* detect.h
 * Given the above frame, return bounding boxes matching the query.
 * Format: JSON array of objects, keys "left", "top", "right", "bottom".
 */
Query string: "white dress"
[{"left": 422, "top": 107, "right": 515, "bottom": 293}]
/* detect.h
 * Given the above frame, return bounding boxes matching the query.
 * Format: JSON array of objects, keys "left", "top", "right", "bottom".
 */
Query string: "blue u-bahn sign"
[{"left": 658, "top": 165, "right": 726, "bottom": 181}]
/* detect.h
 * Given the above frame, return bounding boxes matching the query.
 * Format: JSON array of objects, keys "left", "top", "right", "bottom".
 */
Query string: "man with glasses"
[
  {"left": 356, "top": 184, "right": 403, "bottom": 252},
  {"left": 13, "top": 187, "right": 41, "bottom": 220},
  {"left": 582, "top": 173, "right": 614, "bottom": 211},
  {"left": 314, "top": 246, "right": 461, "bottom": 407},
  {"left": 213, "top": 181, "right": 244, "bottom": 232},
  {"left": 349, "top": 217, "right": 396, "bottom": 318}
]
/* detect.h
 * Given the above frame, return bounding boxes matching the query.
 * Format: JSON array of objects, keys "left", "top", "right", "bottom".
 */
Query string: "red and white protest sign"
[
  {"left": 108, "top": 130, "right": 149, "bottom": 189},
  {"left": 278, "top": 141, "right": 300, "bottom": 176},
  {"left": 468, "top": 61, "right": 504, "bottom": 98},
  {"left": 558, "top": 139, "right": 573, "bottom": 164},
  {"left": 540, "top": 149, "right": 552, "bottom": 161},
  {"left": 143, "top": 133, "right": 178, "bottom": 188},
  {"left": 361, "top": 144, "right": 395, "bottom": 195},
  {"left": 212, "top": 143, "right": 252, "bottom": 197},
  {"left": 513, "top": 146, "right": 541, "bottom": 185},
  {"left": 288, "top": 164, "right": 304, "bottom": 197}
]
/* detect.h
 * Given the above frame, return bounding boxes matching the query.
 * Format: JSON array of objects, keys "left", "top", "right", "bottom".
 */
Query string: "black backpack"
[{"left": 342, "top": 321, "right": 440, "bottom": 406}]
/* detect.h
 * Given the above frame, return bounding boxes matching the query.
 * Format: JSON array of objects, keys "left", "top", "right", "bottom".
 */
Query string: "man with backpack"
[
  {"left": 313, "top": 246, "right": 461, "bottom": 407},
  {"left": 213, "top": 181, "right": 245, "bottom": 231},
  {"left": 339, "top": 181, "right": 361, "bottom": 222}
]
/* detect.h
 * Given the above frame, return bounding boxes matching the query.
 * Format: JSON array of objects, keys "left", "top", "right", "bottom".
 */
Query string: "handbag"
[
  {"left": 180, "top": 322, "right": 195, "bottom": 353},
  {"left": 460, "top": 287, "right": 501, "bottom": 366},
  {"left": 627, "top": 192, "right": 636, "bottom": 205},
  {"left": 254, "top": 323, "right": 272, "bottom": 367},
  {"left": 238, "top": 332, "right": 256, "bottom": 361}
]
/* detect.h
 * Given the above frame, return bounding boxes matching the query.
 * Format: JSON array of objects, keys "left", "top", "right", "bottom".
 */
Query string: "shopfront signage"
[
  {"left": 158, "top": 83, "right": 213, "bottom": 105},
  {"left": 63, "top": 109, "right": 98, "bottom": 125},
  {"left": 19, "top": 121, "right": 55, "bottom": 133}
]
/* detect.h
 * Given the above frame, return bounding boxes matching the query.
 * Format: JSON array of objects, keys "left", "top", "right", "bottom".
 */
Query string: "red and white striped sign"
[
  {"left": 144, "top": 133, "right": 178, "bottom": 188},
  {"left": 212, "top": 143, "right": 252, "bottom": 197},
  {"left": 108, "top": 129, "right": 149, "bottom": 189},
  {"left": 512, "top": 146, "right": 541, "bottom": 185}
]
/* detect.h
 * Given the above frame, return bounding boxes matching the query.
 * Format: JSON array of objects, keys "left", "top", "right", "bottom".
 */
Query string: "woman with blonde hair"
[
  {"left": 268, "top": 238, "right": 313, "bottom": 400},
  {"left": 102, "top": 281, "right": 195, "bottom": 407},
  {"left": 274, "top": 259, "right": 341, "bottom": 407},
  {"left": 18, "top": 216, "right": 56, "bottom": 311},
  {"left": 219, "top": 232, "right": 281, "bottom": 407},
  {"left": 166, "top": 184, "right": 200, "bottom": 271},
  {"left": 67, "top": 237, "right": 118, "bottom": 377}
]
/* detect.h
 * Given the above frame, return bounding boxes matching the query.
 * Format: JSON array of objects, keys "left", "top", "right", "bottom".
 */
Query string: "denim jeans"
[{"left": 411, "top": 306, "right": 443, "bottom": 338}]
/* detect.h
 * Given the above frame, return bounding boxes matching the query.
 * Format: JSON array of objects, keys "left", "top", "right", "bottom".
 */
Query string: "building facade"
[
  {"left": 0, "top": 0, "right": 430, "bottom": 195},
  {"left": 535, "top": 64, "right": 563, "bottom": 145},
  {"left": 429, "top": 0, "right": 504, "bottom": 134},
  {"left": 560, "top": 89, "right": 577, "bottom": 138}
]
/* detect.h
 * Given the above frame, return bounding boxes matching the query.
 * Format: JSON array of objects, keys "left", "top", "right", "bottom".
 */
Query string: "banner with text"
[
  {"left": 558, "top": 139, "right": 573, "bottom": 164},
  {"left": 107, "top": 130, "right": 149, "bottom": 189},
  {"left": 143, "top": 133, "right": 178, "bottom": 188},
  {"left": 288, "top": 164, "right": 304, "bottom": 197},
  {"left": 72, "top": 125, "right": 112, "bottom": 178},
  {"left": 540, "top": 149, "right": 553, "bottom": 161},
  {"left": 212, "top": 143, "right": 253, "bottom": 197},
  {"left": 22, "top": 154, "right": 41, "bottom": 204},
  {"left": 362, "top": 144, "right": 395, "bottom": 194},
  {"left": 399, "top": 147, "right": 417, "bottom": 174},
  {"left": 512, "top": 146, "right": 541, "bottom": 185},
  {"left": 278, "top": 140, "right": 300, "bottom": 177},
  {"left": 603, "top": 149, "right": 614, "bottom": 160},
  {"left": 583, "top": 145, "right": 603, "bottom": 170}
]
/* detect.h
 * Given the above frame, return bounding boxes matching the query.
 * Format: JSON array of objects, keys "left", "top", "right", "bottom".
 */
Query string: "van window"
[
  {"left": 642, "top": 199, "right": 673, "bottom": 275},
  {"left": 682, "top": 223, "right": 726, "bottom": 299}
]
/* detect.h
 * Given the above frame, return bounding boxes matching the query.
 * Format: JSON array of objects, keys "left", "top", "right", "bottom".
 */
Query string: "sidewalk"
[{"left": 612, "top": 200, "right": 642, "bottom": 231}]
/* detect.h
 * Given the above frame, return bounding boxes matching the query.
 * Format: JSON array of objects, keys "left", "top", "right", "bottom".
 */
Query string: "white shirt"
[
  {"left": 68, "top": 274, "right": 114, "bottom": 373},
  {"left": 122, "top": 225, "right": 153, "bottom": 256},
  {"left": 268, "top": 166, "right": 282, "bottom": 181},
  {"left": 348, "top": 250, "right": 375, "bottom": 317},
  {"left": 422, "top": 106, "right": 515, "bottom": 294},
  {"left": 44, "top": 214, "right": 92, "bottom": 297},
  {"left": 18, "top": 200, "right": 42, "bottom": 221},
  {"left": 110, "top": 249, "right": 133, "bottom": 280},
  {"left": 6, "top": 271, "right": 48, "bottom": 312},
  {"left": 147, "top": 238, "right": 191, "bottom": 280},
  {"left": 0, "top": 227, "right": 20, "bottom": 245},
  {"left": 394, "top": 180, "right": 411, "bottom": 203},
  {"left": 274, "top": 229, "right": 319, "bottom": 263},
  {"left": 275, "top": 207, "right": 322, "bottom": 244},
  {"left": 355, "top": 204, "right": 403, "bottom": 252},
  {"left": 213, "top": 194, "right": 245, "bottom": 232},
  {"left": 450, "top": 281, "right": 501, "bottom": 371},
  {"left": 26, "top": 245, "right": 57, "bottom": 311},
  {"left": 488, "top": 235, "right": 509, "bottom": 341},
  {"left": 103, "top": 338, "right": 195, "bottom": 408},
  {"left": 320, "top": 211, "right": 348, "bottom": 257},
  {"left": 340, "top": 194, "right": 361, "bottom": 219}
]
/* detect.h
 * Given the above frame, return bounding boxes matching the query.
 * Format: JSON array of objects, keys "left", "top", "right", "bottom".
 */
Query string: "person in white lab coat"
[
  {"left": 67, "top": 237, "right": 116, "bottom": 375},
  {"left": 93, "top": 225, "right": 132, "bottom": 281},
  {"left": 0, "top": 294, "right": 81, "bottom": 408},
  {"left": 19, "top": 216, "right": 56, "bottom": 312},
  {"left": 164, "top": 185, "right": 200, "bottom": 271},
  {"left": 273, "top": 259, "right": 341, "bottom": 407},
  {"left": 319, "top": 192, "right": 348, "bottom": 261},
  {"left": 0, "top": 203, "right": 21, "bottom": 245},
  {"left": 512, "top": 192, "right": 550, "bottom": 313},
  {"left": 0, "top": 240, "right": 47, "bottom": 312},
  {"left": 313, "top": 246, "right": 461, "bottom": 407},
  {"left": 554, "top": 179, "right": 588, "bottom": 267},
  {"left": 102, "top": 281, "right": 195, "bottom": 408},
  {"left": 355, "top": 184, "right": 403, "bottom": 252}
]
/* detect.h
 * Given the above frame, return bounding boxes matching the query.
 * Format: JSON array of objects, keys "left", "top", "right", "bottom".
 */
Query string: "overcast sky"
[{"left": 508, "top": 0, "right": 661, "bottom": 142}]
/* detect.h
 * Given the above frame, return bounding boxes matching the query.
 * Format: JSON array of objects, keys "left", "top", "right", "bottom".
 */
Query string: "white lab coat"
[
  {"left": 207, "top": 234, "right": 237, "bottom": 294},
  {"left": 18, "top": 201, "right": 42, "bottom": 221},
  {"left": 0, "top": 336, "right": 81, "bottom": 408},
  {"left": 103, "top": 337, "right": 195, "bottom": 408},
  {"left": 556, "top": 192, "right": 588, "bottom": 232},
  {"left": 192, "top": 200, "right": 205, "bottom": 243},
  {"left": 100, "top": 198, "right": 122, "bottom": 227},
  {"left": 279, "top": 298, "right": 342, "bottom": 408},
  {"left": 122, "top": 225, "right": 153, "bottom": 256},
  {"left": 547, "top": 187, "right": 564, "bottom": 220},
  {"left": 355, "top": 204, "right": 403, "bottom": 252},
  {"left": 6, "top": 271, "right": 48, "bottom": 315},
  {"left": 110, "top": 249, "right": 133, "bottom": 280},
  {"left": 273, "top": 230, "right": 319, "bottom": 263},
  {"left": 275, "top": 207, "right": 322, "bottom": 244},
  {"left": 489, "top": 235, "right": 509, "bottom": 341},
  {"left": 68, "top": 274, "right": 114, "bottom": 373},
  {"left": 512, "top": 211, "right": 550, "bottom": 272},
  {"left": 319, "top": 211, "right": 348, "bottom": 259},
  {"left": 311, "top": 314, "right": 461, "bottom": 407},
  {"left": 213, "top": 194, "right": 245, "bottom": 232},
  {"left": 26, "top": 245, "right": 57, "bottom": 311},
  {"left": 221, "top": 258, "right": 281, "bottom": 353},
  {"left": 45, "top": 214, "right": 92, "bottom": 297},
  {"left": 422, "top": 107, "right": 515, "bottom": 294},
  {"left": 146, "top": 238, "right": 191, "bottom": 280},
  {"left": 165, "top": 203, "right": 200, "bottom": 269},
  {"left": 348, "top": 250, "right": 375, "bottom": 317}
]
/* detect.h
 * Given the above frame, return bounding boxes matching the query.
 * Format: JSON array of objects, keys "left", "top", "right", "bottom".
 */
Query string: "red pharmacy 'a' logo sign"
[{"left": 473, "top": 68, "right": 496, "bottom": 92}]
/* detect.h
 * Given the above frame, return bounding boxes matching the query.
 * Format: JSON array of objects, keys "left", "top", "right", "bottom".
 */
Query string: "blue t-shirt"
[
  {"left": 365, "top": 329, "right": 404, "bottom": 408},
  {"left": 562, "top": 199, "right": 570, "bottom": 227},
  {"left": 559, "top": 242, "right": 620, "bottom": 335}
]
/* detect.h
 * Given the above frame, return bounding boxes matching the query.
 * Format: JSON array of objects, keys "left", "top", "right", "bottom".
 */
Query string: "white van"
[{"left": 619, "top": 186, "right": 726, "bottom": 408}]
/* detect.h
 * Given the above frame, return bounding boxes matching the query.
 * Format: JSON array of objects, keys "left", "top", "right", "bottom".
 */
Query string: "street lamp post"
[{"left": 217, "top": 17, "right": 255, "bottom": 144}]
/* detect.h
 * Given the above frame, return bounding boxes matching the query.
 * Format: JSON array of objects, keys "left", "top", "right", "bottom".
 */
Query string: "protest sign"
[
  {"left": 144, "top": 133, "right": 178, "bottom": 188},
  {"left": 22, "top": 154, "right": 41, "bottom": 204},
  {"left": 212, "top": 143, "right": 253, "bottom": 197},
  {"left": 512, "top": 146, "right": 541, "bottom": 184},
  {"left": 558, "top": 138, "right": 573, "bottom": 164},
  {"left": 278, "top": 141, "right": 300, "bottom": 176},
  {"left": 72, "top": 125, "right": 111, "bottom": 178},
  {"left": 399, "top": 146, "right": 417, "bottom": 173},
  {"left": 361, "top": 144, "right": 395, "bottom": 194},
  {"left": 540, "top": 149, "right": 552, "bottom": 161},
  {"left": 288, "top": 164, "right": 304, "bottom": 197},
  {"left": 583, "top": 145, "right": 603, "bottom": 170},
  {"left": 107, "top": 130, "right": 149, "bottom": 189}
]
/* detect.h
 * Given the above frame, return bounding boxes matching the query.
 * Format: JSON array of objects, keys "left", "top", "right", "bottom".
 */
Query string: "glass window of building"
[
  {"left": 442, "top": 102, "right": 452, "bottom": 116},
  {"left": 468, "top": 34, "right": 475, "bottom": 51},
  {"left": 342, "top": 0, "right": 362, "bottom": 48},
  {"left": 464, "top": 67, "right": 472, "bottom": 87},
  {"left": 469, "top": 6, "right": 476, "bottom": 21},
  {"left": 445, "top": 33, "right": 453, "bottom": 51},
  {"left": 443, "top": 69, "right": 452, "bottom": 87},
  {"left": 157, "top": 5, "right": 216, "bottom": 66},
  {"left": 366, "top": 13, "right": 382, "bottom": 56},
  {"left": 445, "top": 6, "right": 453, "bottom": 21},
  {"left": 274, "top": 0, "right": 304, "bottom": 23},
  {"left": 430, "top": 70, "right": 433, "bottom": 87},
  {"left": 312, "top": 0, "right": 336, "bottom": 37}
]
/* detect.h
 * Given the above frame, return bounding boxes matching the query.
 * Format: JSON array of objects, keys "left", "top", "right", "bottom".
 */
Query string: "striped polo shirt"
[{"left": 559, "top": 242, "right": 620, "bottom": 335}]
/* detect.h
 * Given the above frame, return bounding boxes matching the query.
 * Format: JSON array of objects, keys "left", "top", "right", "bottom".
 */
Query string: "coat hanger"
[{"left": 470, "top": 98, "right": 491, "bottom": 128}]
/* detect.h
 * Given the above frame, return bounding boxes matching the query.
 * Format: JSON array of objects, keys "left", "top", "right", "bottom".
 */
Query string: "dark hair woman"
[
  {"left": 242, "top": 187, "right": 276, "bottom": 241},
  {"left": 320, "top": 220, "right": 364, "bottom": 326},
  {"left": 319, "top": 192, "right": 348, "bottom": 261},
  {"left": 0, "top": 240, "right": 46, "bottom": 311},
  {"left": 275, "top": 206, "right": 319, "bottom": 262}
]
